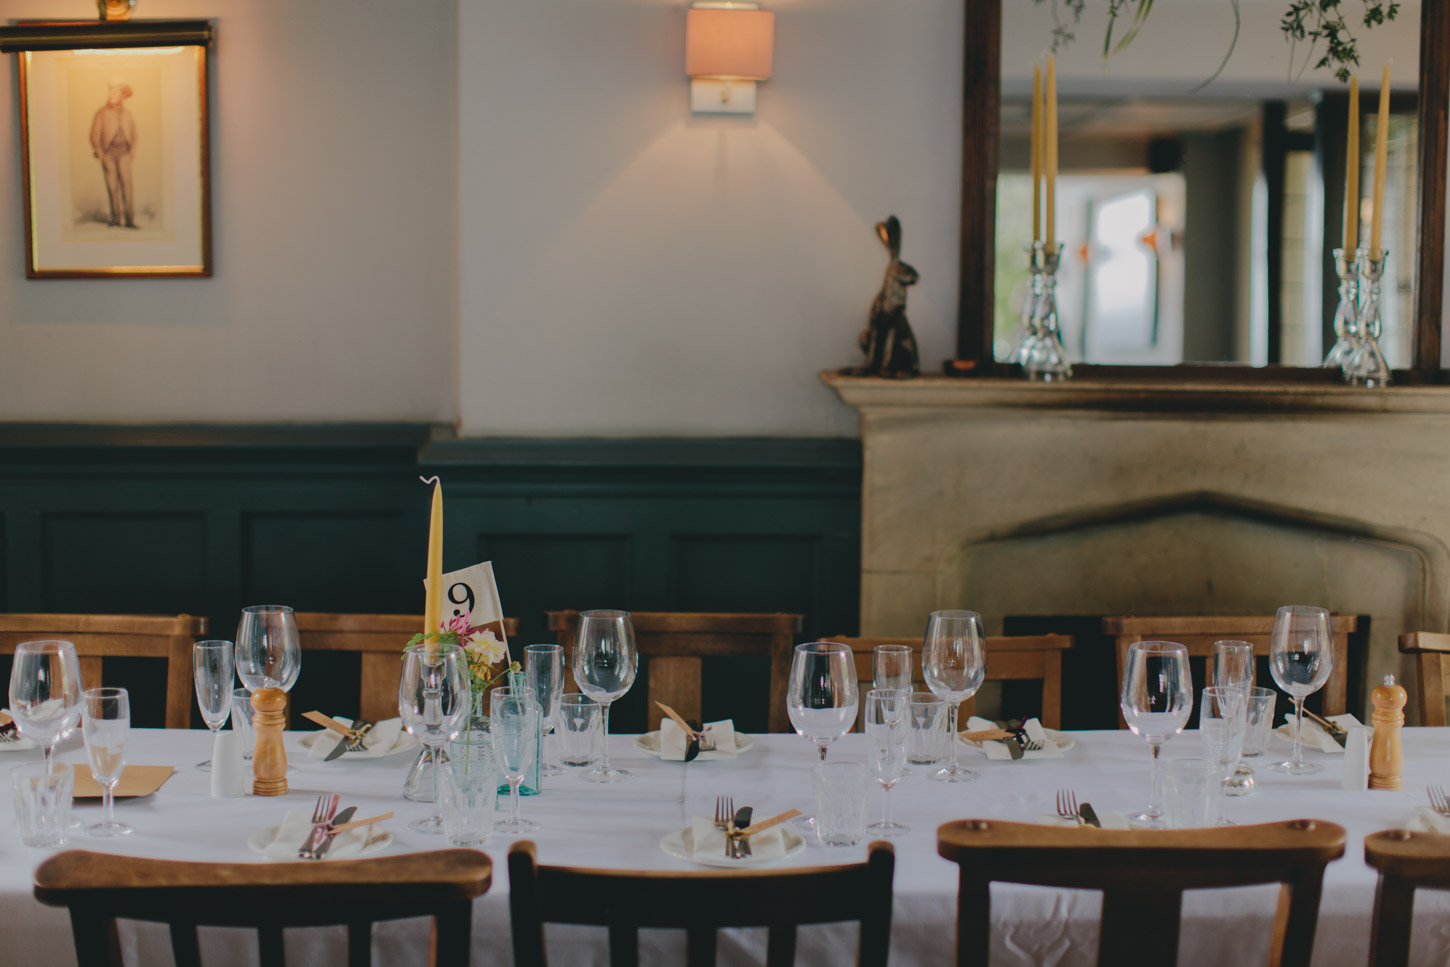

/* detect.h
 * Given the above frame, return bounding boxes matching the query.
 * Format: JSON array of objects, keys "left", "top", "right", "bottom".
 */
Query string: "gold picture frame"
[{"left": 17, "top": 38, "right": 210, "bottom": 278}]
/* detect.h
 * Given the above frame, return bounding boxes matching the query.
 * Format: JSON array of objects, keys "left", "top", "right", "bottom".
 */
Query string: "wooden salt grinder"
[
  {"left": 251, "top": 687, "right": 288, "bottom": 797},
  {"left": 1369, "top": 674, "right": 1407, "bottom": 790}
]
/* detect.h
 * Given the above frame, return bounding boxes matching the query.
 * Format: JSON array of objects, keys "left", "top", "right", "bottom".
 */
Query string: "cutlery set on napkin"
[
  {"left": 687, "top": 801, "right": 801, "bottom": 862},
  {"left": 257, "top": 793, "right": 393, "bottom": 861},
  {"left": 302, "top": 711, "right": 406, "bottom": 760},
  {"left": 962, "top": 716, "right": 1064, "bottom": 760},
  {"left": 1275, "top": 710, "right": 1363, "bottom": 753},
  {"left": 656, "top": 702, "right": 739, "bottom": 762}
]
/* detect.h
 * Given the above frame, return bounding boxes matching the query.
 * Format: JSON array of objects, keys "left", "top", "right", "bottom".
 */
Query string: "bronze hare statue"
[{"left": 849, "top": 215, "right": 920, "bottom": 378}]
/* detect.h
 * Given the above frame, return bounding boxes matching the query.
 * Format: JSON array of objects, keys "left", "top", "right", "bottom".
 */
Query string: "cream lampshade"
[{"left": 685, "top": 2, "right": 774, "bottom": 114}]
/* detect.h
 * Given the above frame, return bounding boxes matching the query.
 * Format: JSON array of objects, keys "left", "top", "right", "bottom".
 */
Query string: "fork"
[
  {"left": 1428, "top": 785, "right": 1450, "bottom": 817},
  {"left": 714, "top": 795, "right": 734, "bottom": 832},
  {"left": 297, "top": 794, "right": 340, "bottom": 859},
  {"left": 1056, "top": 788, "right": 1083, "bottom": 825}
]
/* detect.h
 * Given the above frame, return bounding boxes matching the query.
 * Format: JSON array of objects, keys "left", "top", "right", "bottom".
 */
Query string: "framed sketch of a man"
[{"left": 19, "top": 43, "right": 209, "bottom": 277}]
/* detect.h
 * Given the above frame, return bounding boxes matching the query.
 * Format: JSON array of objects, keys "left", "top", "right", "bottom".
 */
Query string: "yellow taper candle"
[
  {"left": 1031, "top": 62, "right": 1043, "bottom": 243},
  {"left": 422, "top": 476, "right": 443, "bottom": 655},
  {"left": 1345, "top": 76, "right": 1359, "bottom": 249},
  {"left": 1370, "top": 63, "right": 1390, "bottom": 257},
  {"left": 1045, "top": 55, "right": 1058, "bottom": 248}
]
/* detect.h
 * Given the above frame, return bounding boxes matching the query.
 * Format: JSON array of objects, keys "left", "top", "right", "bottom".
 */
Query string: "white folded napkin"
[
  {"left": 1034, "top": 812, "right": 1131, "bottom": 830},
  {"left": 689, "top": 813, "right": 785, "bottom": 860},
  {"left": 306, "top": 717, "right": 405, "bottom": 759},
  {"left": 1274, "top": 713, "right": 1364, "bottom": 755},
  {"left": 965, "top": 716, "right": 1063, "bottom": 760},
  {"left": 1406, "top": 809, "right": 1450, "bottom": 833},
  {"left": 661, "top": 718, "right": 738, "bottom": 761},
  {"left": 261, "top": 809, "right": 382, "bottom": 860}
]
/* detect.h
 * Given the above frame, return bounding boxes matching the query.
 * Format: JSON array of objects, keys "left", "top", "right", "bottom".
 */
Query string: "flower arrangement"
[{"left": 406, "top": 612, "right": 519, "bottom": 696}]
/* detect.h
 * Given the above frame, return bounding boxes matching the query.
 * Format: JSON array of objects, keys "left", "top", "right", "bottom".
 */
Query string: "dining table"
[{"left": 1, "top": 725, "right": 1448, "bottom": 966}]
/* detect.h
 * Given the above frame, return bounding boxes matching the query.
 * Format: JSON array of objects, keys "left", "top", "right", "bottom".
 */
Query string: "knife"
[
  {"left": 1302, "top": 708, "right": 1349, "bottom": 748},
  {"left": 308, "top": 806, "right": 357, "bottom": 861},
  {"left": 325, "top": 718, "right": 372, "bottom": 762},
  {"left": 297, "top": 793, "right": 340, "bottom": 858},
  {"left": 1004, "top": 728, "right": 1026, "bottom": 760},
  {"left": 1077, "top": 802, "right": 1102, "bottom": 828},
  {"left": 729, "top": 806, "right": 754, "bottom": 859}
]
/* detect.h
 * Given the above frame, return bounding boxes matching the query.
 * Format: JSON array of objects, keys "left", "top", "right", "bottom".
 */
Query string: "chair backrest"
[
  {"left": 33, "top": 848, "right": 492, "bottom": 967},
  {"left": 936, "top": 819, "right": 1345, "bottom": 967},
  {"left": 507, "top": 839, "right": 894, "bottom": 967},
  {"left": 294, "top": 612, "right": 519, "bottom": 723},
  {"left": 546, "top": 611, "right": 803, "bottom": 732},
  {"left": 1396, "top": 632, "right": 1450, "bottom": 726},
  {"left": 1364, "top": 828, "right": 1450, "bottom": 966},
  {"left": 822, "top": 634, "right": 1073, "bottom": 729},
  {"left": 0, "top": 613, "right": 207, "bottom": 729},
  {"left": 1103, "top": 614, "right": 1358, "bottom": 723}
]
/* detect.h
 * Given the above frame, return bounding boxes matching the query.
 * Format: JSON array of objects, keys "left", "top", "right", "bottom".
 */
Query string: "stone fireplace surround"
[{"left": 825, "top": 373, "right": 1450, "bottom": 722}]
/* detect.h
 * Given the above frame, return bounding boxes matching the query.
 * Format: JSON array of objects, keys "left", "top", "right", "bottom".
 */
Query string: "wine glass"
[
  {"left": 82, "top": 687, "right": 131, "bottom": 837},
  {"left": 525, "top": 644, "right": 565, "bottom": 777},
  {"left": 1213, "top": 640, "right": 1255, "bottom": 694},
  {"left": 491, "top": 685, "right": 540, "bottom": 834},
  {"left": 234, "top": 606, "right": 301, "bottom": 695},
  {"left": 572, "top": 610, "right": 638, "bottom": 783},
  {"left": 864, "top": 688, "right": 910, "bottom": 837},
  {"left": 1120, "top": 640, "right": 1192, "bottom": 827},
  {"left": 9, "top": 639, "right": 84, "bottom": 773},
  {"left": 192, "top": 640, "right": 234, "bottom": 770},
  {"left": 786, "top": 642, "right": 859, "bottom": 761},
  {"left": 1199, "top": 685, "right": 1246, "bottom": 824},
  {"left": 872, "top": 644, "right": 913, "bottom": 692},
  {"left": 398, "top": 642, "right": 471, "bottom": 832},
  {"left": 1268, "top": 605, "right": 1333, "bottom": 776},
  {"left": 922, "top": 610, "right": 986, "bottom": 782}
]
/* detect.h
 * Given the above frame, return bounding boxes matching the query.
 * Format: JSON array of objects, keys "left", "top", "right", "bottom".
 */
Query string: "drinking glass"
[
  {"left": 1240, "top": 686, "right": 1278, "bottom": 757},
  {"left": 1213, "top": 640, "right": 1255, "bottom": 693},
  {"left": 572, "top": 610, "right": 638, "bottom": 783},
  {"left": 192, "top": 640, "right": 234, "bottom": 771},
  {"left": 491, "top": 686, "right": 540, "bottom": 834},
  {"left": 9, "top": 640, "right": 84, "bottom": 774},
  {"left": 812, "top": 761, "right": 869, "bottom": 846},
  {"left": 558, "top": 693, "right": 601, "bottom": 770},
  {"left": 1164, "top": 758, "right": 1222, "bottom": 829},
  {"left": 864, "top": 688, "right": 909, "bottom": 837},
  {"left": 1120, "top": 640, "right": 1192, "bottom": 828},
  {"left": 524, "top": 644, "right": 565, "bottom": 777},
  {"left": 922, "top": 610, "right": 986, "bottom": 782},
  {"left": 398, "top": 642, "right": 471, "bottom": 833},
  {"left": 82, "top": 687, "right": 131, "bottom": 837},
  {"left": 234, "top": 606, "right": 301, "bottom": 695},
  {"left": 231, "top": 688, "right": 255, "bottom": 760},
  {"left": 786, "top": 642, "right": 859, "bottom": 762},
  {"left": 873, "top": 644, "right": 914, "bottom": 692},
  {"left": 907, "top": 692, "right": 948, "bottom": 769},
  {"left": 441, "top": 761, "right": 497, "bottom": 846},
  {"left": 1267, "top": 605, "right": 1333, "bottom": 776},
  {"left": 11, "top": 762, "right": 73, "bottom": 848},
  {"left": 1199, "top": 686, "right": 1246, "bottom": 824}
]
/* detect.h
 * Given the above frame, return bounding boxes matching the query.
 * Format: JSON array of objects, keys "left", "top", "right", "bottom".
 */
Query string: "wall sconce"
[{"left": 685, "top": 1, "right": 773, "bottom": 115}]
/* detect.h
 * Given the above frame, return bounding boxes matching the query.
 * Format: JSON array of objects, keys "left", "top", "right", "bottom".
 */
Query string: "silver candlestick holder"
[
  {"left": 1020, "top": 243, "right": 1072, "bottom": 382},
  {"left": 1322, "top": 247, "right": 1361, "bottom": 370},
  {"left": 1343, "top": 249, "right": 1390, "bottom": 388},
  {"left": 1007, "top": 243, "right": 1044, "bottom": 365}
]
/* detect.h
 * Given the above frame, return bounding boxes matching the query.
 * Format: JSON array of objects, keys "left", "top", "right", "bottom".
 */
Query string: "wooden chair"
[
  {"left": 822, "top": 634, "right": 1073, "bottom": 729},
  {"left": 1396, "top": 632, "right": 1450, "bottom": 725},
  {"left": 1364, "top": 828, "right": 1450, "bottom": 966},
  {"left": 0, "top": 614, "right": 207, "bottom": 729},
  {"left": 507, "top": 839, "right": 893, "bottom": 967},
  {"left": 546, "top": 611, "right": 803, "bottom": 732},
  {"left": 1103, "top": 614, "right": 1358, "bottom": 721},
  {"left": 33, "top": 848, "right": 492, "bottom": 967},
  {"left": 937, "top": 819, "right": 1346, "bottom": 967},
  {"left": 295, "top": 612, "right": 518, "bottom": 723}
]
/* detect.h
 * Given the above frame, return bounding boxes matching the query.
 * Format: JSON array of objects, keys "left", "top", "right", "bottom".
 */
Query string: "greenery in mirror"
[{"left": 1038, "top": 0, "right": 1399, "bottom": 84}]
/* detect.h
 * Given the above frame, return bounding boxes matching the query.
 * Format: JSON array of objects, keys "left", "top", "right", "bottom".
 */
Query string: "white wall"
[
  {"left": 0, "top": 0, "right": 457, "bottom": 424},
  {"left": 456, "top": 0, "right": 964, "bottom": 438}
]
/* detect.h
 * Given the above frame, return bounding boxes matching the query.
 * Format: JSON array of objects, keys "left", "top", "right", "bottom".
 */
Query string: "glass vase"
[
  {"left": 1007, "top": 242, "right": 1044, "bottom": 365},
  {"left": 1020, "top": 243, "right": 1072, "bottom": 381},
  {"left": 1322, "top": 247, "right": 1361, "bottom": 369},
  {"left": 1344, "top": 249, "right": 1391, "bottom": 387}
]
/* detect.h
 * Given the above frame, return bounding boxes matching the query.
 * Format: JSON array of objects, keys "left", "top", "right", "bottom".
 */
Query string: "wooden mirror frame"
[{"left": 955, "top": 0, "right": 1449, "bottom": 380}]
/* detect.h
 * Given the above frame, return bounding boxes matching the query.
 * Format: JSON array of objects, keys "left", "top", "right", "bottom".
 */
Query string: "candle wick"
[{"left": 419, "top": 475, "right": 440, "bottom": 486}]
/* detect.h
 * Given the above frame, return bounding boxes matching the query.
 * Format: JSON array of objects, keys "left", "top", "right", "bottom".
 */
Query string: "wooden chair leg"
[
  {"left": 69, "top": 910, "right": 122, "bottom": 967},
  {"left": 649, "top": 656, "right": 701, "bottom": 729},
  {"left": 166, "top": 641, "right": 192, "bottom": 729},
  {"left": 686, "top": 926, "right": 717, "bottom": 967},
  {"left": 1369, "top": 875, "right": 1416, "bottom": 967},
  {"left": 169, "top": 922, "right": 202, "bottom": 967},
  {"left": 1417, "top": 654, "right": 1447, "bottom": 726},
  {"left": 1040, "top": 652, "right": 1063, "bottom": 729},
  {"left": 768, "top": 638, "right": 792, "bottom": 733},
  {"left": 608, "top": 924, "right": 639, "bottom": 967},
  {"left": 431, "top": 906, "right": 473, "bottom": 967},
  {"left": 258, "top": 925, "right": 285, "bottom": 966},
  {"left": 348, "top": 920, "right": 372, "bottom": 967},
  {"left": 78, "top": 656, "right": 103, "bottom": 695},
  {"left": 359, "top": 653, "right": 400, "bottom": 725},
  {"left": 764, "top": 923, "right": 797, "bottom": 967}
]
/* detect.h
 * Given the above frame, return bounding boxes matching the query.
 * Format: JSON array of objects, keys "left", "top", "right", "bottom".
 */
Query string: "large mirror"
[{"left": 959, "top": 0, "right": 1446, "bottom": 375}]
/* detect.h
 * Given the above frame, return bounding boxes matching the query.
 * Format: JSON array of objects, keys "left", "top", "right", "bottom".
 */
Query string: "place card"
[{"left": 72, "top": 764, "right": 174, "bottom": 799}]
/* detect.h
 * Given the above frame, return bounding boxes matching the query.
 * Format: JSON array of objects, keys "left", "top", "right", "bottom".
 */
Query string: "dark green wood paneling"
[{"left": 42, "top": 513, "right": 208, "bottom": 614}]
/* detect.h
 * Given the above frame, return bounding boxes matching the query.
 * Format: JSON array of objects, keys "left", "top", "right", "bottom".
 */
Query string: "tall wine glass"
[
  {"left": 82, "top": 687, "right": 131, "bottom": 837},
  {"left": 9, "top": 639, "right": 84, "bottom": 773},
  {"left": 1268, "top": 605, "right": 1333, "bottom": 776},
  {"left": 786, "top": 642, "right": 859, "bottom": 762},
  {"left": 399, "top": 642, "right": 471, "bottom": 832},
  {"left": 524, "top": 644, "right": 565, "bottom": 776},
  {"left": 1213, "top": 640, "right": 1255, "bottom": 695},
  {"left": 491, "top": 685, "right": 540, "bottom": 833},
  {"left": 873, "top": 644, "right": 913, "bottom": 692},
  {"left": 922, "top": 610, "right": 986, "bottom": 782},
  {"left": 864, "top": 688, "right": 909, "bottom": 837},
  {"left": 234, "top": 606, "right": 301, "bottom": 695},
  {"left": 1199, "top": 685, "right": 1246, "bottom": 825},
  {"left": 193, "top": 640, "right": 234, "bottom": 770},
  {"left": 572, "top": 610, "right": 638, "bottom": 783},
  {"left": 1120, "top": 640, "right": 1192, "bottom": 827}
]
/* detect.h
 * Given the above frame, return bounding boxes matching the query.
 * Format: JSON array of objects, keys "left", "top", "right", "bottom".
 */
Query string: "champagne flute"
[
  {"left": 82, "top": 687, "right": 131, "bottom": 837},
  {"left": 9, "top": 639, "right": 84, "bottom": 773},
  {"left": 192, "top": 640, "right": 234, "bottom": 770},
  {"left": 1120, "top": 640, "right": 1192, "bottom": 827},
  {"left": 1268, "top": 605, "right": 1333, "bottom": 776},
  {"left": 873, "top": 644, "right": 914, "bottom": 692},
  {"left": 398, "top": 642, "right": 471, "bottom": 832},
  {"left": 1213, "top": 640, "right": 1255, "bottom": 694},
  {"left": 491, "top": 685, "right": 540, "bottom": 833},
  {"left": 864, "top": 688, "right": 910, "bottom": 837},
  {"left": 922, "top": 610, "right": 986, "bottom": 782},
  {"left": 1199, "top": 685, "right": 1246, "bottom": 825},
  {"left": 572, "top": 610, "right": 638, "bottom": 783},
  {"left": 524, "top": 644, "right": 565, "bottom": 777}
]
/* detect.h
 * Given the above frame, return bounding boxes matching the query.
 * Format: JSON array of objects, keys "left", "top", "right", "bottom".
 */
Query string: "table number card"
[{"left": 429, "top": 561, "right": 510, "bottom": 657}]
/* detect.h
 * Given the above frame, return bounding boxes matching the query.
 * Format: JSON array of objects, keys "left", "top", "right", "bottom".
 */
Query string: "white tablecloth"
[{"left": 2, "top": 727, "right": 1449, "bottom": 966}]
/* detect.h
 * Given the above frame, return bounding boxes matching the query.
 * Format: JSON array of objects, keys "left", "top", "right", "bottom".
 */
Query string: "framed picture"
[{"left": 18, "top": 43, "right": 210, "bottom": 277}]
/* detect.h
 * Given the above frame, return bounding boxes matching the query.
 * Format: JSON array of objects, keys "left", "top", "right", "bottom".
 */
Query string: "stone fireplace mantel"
[{"left": 823, "top": 373, "right": 1450, "bottom": 719}]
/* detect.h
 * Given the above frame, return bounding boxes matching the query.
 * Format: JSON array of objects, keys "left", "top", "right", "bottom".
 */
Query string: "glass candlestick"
[
  {"left": 1020, "top": 243, "right": 1072, "bottom": 382},
  {"left": 1322, "top": 247, "right": 1361, "bottom": 370},
  {"left": 1344, "top": 249, "right": 1391, "bottom": 388},
  {"left": 1007, "top": 243, "right": 1044, "bottom": 365}
]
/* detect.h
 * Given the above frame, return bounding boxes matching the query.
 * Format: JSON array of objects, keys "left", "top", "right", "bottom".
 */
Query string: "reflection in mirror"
[{"left": 996, "top": 2, "right": 1421, "bottom": 369}]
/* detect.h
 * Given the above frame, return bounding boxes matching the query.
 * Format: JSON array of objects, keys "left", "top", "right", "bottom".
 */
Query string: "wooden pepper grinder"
[
  {"left": 1369, "top": 674, "right": 1407, "bottom": 790},
  {"left": 251, "top": 688, "right": 289, "bottom": 797}
]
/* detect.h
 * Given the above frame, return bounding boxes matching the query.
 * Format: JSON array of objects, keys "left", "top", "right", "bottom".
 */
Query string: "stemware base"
[
  {"left": 579, "top": 766, "right": 631, "bottom": 783},
  {"left": 87, "top": 821, "right": 132, "bottom": 837},
  {"left": 496, "top": 817, "right": 540, "bottom": 835},
  {"left": 1128, "top": 812, "right": 1166, "bottom": 829},
  {"left": 867, "top": 820, "right": 910, "bottom": 838},
  {"left": 407, "top": 815, "right": 447, "bottom": 834},
  {"left": 790, "top": 814, "right": 818, "bottom": 835},
  {"left": 195, "top": 760, "right": 212, "bottom": 772},
  {"left": 542, "top": 762, "right": 565, "bottom": 777},
  {"left": 1267, "top": 759, "right": 1322, "bottom": 776},
  {"left": 930, "top": 766, "right": 980, "bottom": 783}
]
